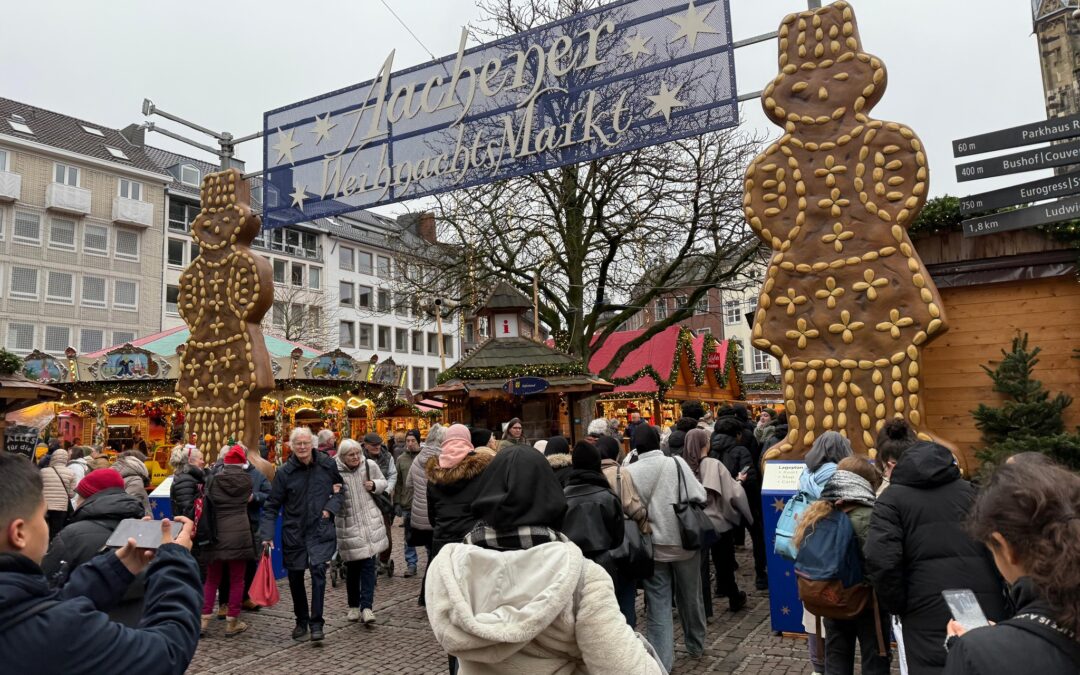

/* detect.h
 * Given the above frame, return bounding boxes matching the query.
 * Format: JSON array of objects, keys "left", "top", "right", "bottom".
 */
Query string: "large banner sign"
[{"left": 262, "top": 0, "right": 736, "bottom": 227}]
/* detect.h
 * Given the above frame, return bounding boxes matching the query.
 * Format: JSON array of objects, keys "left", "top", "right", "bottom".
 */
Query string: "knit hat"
[
  {"left": 264, "top": 434, "right": 274, "bottom": 442},
  {"left": 470, "top": 428, "right": 493, "bottom": 448},
  {"left": 224, "top": 445, "right": 247, "bottom": 465},
  {"left": 363, "top": 432, "right": 383, "bottom": 446},
  {"left": 439, "top": 424, "right": 474, "bottom": 469},
  {"left": 632, "top": 424, "right": 661, "bottom": 452},
  {"left": 821, "top": 469, "right": 876, "bottom": 508},
  {"left": 532, "top": 440, "right": 548, "bottom": 453},
  {"left": 406, "top": 429, "right": 422, "bottom": 443},
  {"left": 571, "top": 441, "right": 602, "bottom": 473},
  {"left": 76, "top": 468, "right": 125, "bottom": 499},
  {"left": 543, "top": 436, "right": 570, "bottom": 457},
  {"left": 471, "top": 445, "right": 567, "bottom": 530}
]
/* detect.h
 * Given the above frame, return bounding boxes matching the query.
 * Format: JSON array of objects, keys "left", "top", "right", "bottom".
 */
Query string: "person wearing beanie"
[
  {"left": 425, "top": 445, "right": 664, "bottom": 674},
  {"left": 595, "top": 435, "right": 650, "bottom": 627},
  {"left": 41, "top": 448, "right": 75, "bottom": 541},
  {"left": 470, "top": 428, "right": 496, "bottom": 457},
  {"left": 426, "top": 424, "right": 492, "bottom": 562},
  {"left": 586, "top": 417, "right": 610, "bottom": 442},
  {"left": 543, "top": 435, "right": 574, "bottom": 488},
  {"left": 394, "top": 429, "right": 423, "bottom": 578},
  {"left": 361, "top": 431, "right": 397, "bottom": 577},
  {"left": 199, "top": 444, "right": 255, "bottom": 637},
  {"left": 563, "top": 441, "right": 624, "bottom": 579},
  {"left": 532, "top": 439, "right": 548, "bottom": 453},
  {"left": 41, "top": 468, "right": 149, "bottom": 626}
]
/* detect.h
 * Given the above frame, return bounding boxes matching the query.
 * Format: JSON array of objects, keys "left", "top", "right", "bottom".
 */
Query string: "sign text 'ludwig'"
[{"left": 262, "top": 0, "right": 737, "bottom": 227}]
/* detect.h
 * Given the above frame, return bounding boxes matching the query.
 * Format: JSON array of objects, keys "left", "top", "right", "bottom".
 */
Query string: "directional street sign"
[
  {"left": 955, "top": 137, "right": 1080, "bottom": 182},
  {"left": 959, "top": 173, "right": 1080, "bottom": 215},
  {"left": 961, "top": 194, "right": 1080, "bottom": 238},
  {"left": 952, "top": 111, "right": 1080, "bottom": 157}
]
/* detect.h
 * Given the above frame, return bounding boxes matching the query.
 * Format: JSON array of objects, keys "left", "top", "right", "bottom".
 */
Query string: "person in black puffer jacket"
[
  {"left": 943, "top": 460, "right": 1080, "bottom": 675},
  {"left": 169, "top": 445, "right": 206, "bottom": 521},
  {"left": 711, "top": 417, "right": 767, "bottom": 589},
  {"left": 427, "top": 425, "right": 492, "bottom": 559},
  {"left": 544, "top": 436, "right": 574, "bottom": 488},
  {"left": 864, "top": 441, "right": 1008, "bottom": 675},
  {"left": 41, "top": 469, "right": 148, "bottom": 626},
  {"left": 562, "top": 442, "right": 624, "bottom": 579}
]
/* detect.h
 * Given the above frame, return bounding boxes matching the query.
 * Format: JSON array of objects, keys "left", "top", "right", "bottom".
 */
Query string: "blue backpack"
[
  {"left": 794, "top": 509, "right": 870, "bottom": 620},
  {"left": 774, "top": 491, "right": 811, "bottom": 561}
]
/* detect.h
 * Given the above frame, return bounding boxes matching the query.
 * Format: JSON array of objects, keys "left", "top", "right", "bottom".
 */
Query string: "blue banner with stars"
[{"left": 262, "top": 0, "right": 737, "bottom": 228}]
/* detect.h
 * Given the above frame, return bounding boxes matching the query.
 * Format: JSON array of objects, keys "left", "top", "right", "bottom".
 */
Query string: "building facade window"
[
  {"left": 443, "top": 335, "right": 454, "bottom": 359},
  {"left": 377, "top": 289, "right": 390, "bottom": 313},
  {"left": 48, "top": 218, "right": 76, "bottom": 251},
  {"left": 118, "top": 179, "right": 142, "bottom": 201},
  {"left": 272, "top": 302, "right": 285, "bottom": 327},
  {"left": 112, "top": 330, "right": 136, "bottom": 345},
  {"left": 376, "top": 255, "right": 391, "bottom": 278},
  {"left": 411, "top": 330, "right": 423, "bottom": 354},
  {"left": 339, "top": 281, "right": 353, "bottom": 307},
  {"left": 46, "top": 271, "right": 74, "bottom": 304},
  {"left": 753, "top": 347, "right": 772, "bottom": 372},
  {"left": 44, "top": 326, "right": 70, "bottom": 354},
  {"left": 377, "top": 326, "right": 390, "bottom": 351},
  {"left": 113, "top": 280, "right": 138, "bottom": 309},
  {"left": 427, "top": 368, "right": 439, "bottom": 390},
  {"left": 357, "top": 285, "right": 372, "bottom": 309},
  {"left": 0, "top": 148, "right": 8, "bottom": 171},
  {"left": 724, "top": 300, "right": 742, "bottom": 325},
  {"left": 411, "top": 366, "right": 424, "bottom": 392},
  {"left": 54, "top": 163, "right": 79, "bottom": 186},
  {"left": 6, "top": 322, "right": 35, "bottom": 353},
  {"left": 180, "top": 165, "right": 201, "bottom": 187},
  {"left": 79, "top": 328, "right": 103, "bottom": 354},
  {"left": 272, "top": 259, "right": 286, "bottom": 284},
  {"left": 290, "top": 262, "right": 304, "bottom": 286},
  {"left": 309, "top": 267, "right": 321, "bottom": 290},
  {"left": 339, "top": 246, "right": 354, "bottom": 271},
  {"left": 655, "top": 298, "right": 668, "bottom": 320},
  {"left": 358, "top": 323, "right": 372, "bottom": 349},
  {"left": 114, "top": 229, "right": 139, "bottom": 261},
  {"left": 9, "top": 266, "right": 38, "bottom": 300},
  {"left": 81, "top": 275, "right": 107, "bottom": 308},
  {"left": 165, "top": 285, "right": 180, "bottom": 315},
  {"left": 83, "top": 224, "right": 108, "bottom": 255},
  {"left": 427, "top": 332, "right": 439, "bottom": 355},
  {"left": 168, "top": 201, "right": 198, "bottom": 232},
  {"left": 357, "top": 251, "right": 373, "bottom": 275},
  {"left": 13, "top": 211, "right": 41, "bottom": 246},
  {"left": 168, "top": 239, "right": 186, "bottom": 267},
  {"left": 395, "top": 328, "right": 408, "bottom": 352},
  {"left": 696, "top": 295, "right": 709, "bottom": 314},
  {"left": 339, "top": 321, "right": 355, "bottom": 348}
]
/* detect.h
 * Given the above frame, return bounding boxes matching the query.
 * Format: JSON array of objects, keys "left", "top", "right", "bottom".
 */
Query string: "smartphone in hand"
[
  {"left": 104, "top": 519, "right": 182, "bottom": 549},
  {"left": 942, "top": 589, "right": 989, "bottom": 631}
]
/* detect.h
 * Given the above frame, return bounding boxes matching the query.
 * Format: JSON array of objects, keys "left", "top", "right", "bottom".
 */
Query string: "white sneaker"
[
  {"left": 361, "top": 608, "right": 376, "bottom": 624},
  {"left": 346, "top": 608, "right": 360, "bottom": 622}
]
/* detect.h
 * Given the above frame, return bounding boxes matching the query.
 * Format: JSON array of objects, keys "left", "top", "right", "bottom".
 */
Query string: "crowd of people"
[{"left": 1, "top": 406, "right": 1077, "bottom": 674}]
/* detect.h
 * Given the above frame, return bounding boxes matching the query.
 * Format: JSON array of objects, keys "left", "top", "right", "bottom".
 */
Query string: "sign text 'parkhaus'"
[{"left": 262, "top": 0, "right": 737, "bottom": 228}]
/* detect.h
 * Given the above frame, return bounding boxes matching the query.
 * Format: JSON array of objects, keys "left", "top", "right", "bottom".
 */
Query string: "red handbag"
[{"left": 248, "top": 547, "right": 279, "bottom": 607}]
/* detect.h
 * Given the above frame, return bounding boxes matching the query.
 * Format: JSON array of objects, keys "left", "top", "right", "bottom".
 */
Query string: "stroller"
[{"left": 329, "top": 550, "right": 346, "bottom": 588}]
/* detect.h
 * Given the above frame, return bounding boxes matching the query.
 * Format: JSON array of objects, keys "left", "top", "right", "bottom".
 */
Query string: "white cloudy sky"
[{"left": 2, "top": 0, "right": 1049, "bottom": 213}]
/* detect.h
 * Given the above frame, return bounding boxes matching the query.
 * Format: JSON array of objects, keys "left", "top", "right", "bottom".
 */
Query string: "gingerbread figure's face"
[
  {"left": 765, "top": 53, "right": 885, "bottom": 126},
  {"left": 191, "top": 170, "right": 260, "bottom": 257}
]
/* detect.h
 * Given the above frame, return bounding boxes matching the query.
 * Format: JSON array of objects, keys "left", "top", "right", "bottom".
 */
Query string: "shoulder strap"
[
  {"left": 0, "top": 599, "right": 61, "bottom": 633},
  {"left": 673, "top": 457, "right": 688, "bottom": 503},
  {"left": 51, "top": 467, "right": 73, "bottom": 500}
]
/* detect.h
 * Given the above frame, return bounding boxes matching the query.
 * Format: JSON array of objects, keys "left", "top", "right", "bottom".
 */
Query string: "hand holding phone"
[{"left": 942, "top": 589, "right": 989, "bottom": 632}]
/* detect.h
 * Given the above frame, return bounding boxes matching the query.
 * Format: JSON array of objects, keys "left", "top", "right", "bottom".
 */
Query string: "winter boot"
[{"left": 225, "top": 617, "right": 249, "bottom": 636}]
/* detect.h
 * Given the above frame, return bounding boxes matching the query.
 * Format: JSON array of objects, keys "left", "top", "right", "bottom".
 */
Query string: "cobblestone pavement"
[{"left": 189, "top": 524, "right": 892, "bottom": 674}]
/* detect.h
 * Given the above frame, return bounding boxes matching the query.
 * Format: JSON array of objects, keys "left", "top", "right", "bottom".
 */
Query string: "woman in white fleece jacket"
[{"left": 425, "top": 445, "right": 664, "bottom": 675}]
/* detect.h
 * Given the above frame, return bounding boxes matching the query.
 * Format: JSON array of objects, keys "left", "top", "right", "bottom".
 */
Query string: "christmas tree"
[{"left": 973, "top": 334, "right": 1080, "bottom": 471}]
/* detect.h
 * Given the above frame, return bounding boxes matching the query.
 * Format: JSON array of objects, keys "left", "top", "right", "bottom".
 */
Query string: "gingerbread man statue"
[
  {"left": 175, "top": 169, "right": 274, "bottom": 456},
  {"left": 744, "top": 1, "right": 953, "bottom": 462}
]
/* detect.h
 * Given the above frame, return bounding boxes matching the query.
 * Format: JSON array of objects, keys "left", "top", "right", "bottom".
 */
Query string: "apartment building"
[
  {"left": 718, "top": 261, "right": 781, "bottom": 384},
  {"left": 0, "top": 98, "right": 169, "bottom": 357},
  {"left": 326, "top": 212, "right": 456, "bottom": 393}
]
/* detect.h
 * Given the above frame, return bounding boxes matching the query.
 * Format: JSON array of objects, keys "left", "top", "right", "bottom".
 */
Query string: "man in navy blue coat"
[
  {"left": 260, "top": 426, "right": 344, "bottom": 642},
  {"left": 0, "top": 453, "right": 201, "bottom": 674}
]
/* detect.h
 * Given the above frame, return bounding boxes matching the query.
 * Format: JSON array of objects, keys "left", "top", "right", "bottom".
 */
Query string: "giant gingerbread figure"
[
  {"left": 175, "top": 169, "right": 274, "bottom": 456},
  {"left": 744, "top": 1, "right": 953, "bottom": 461}
]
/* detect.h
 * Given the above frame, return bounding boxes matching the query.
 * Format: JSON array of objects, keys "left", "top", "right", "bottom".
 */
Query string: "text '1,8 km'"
[{"left": 261, "top": 0, "right": 737, "bottom": 229}]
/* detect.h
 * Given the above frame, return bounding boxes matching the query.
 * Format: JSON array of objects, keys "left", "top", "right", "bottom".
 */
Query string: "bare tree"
[
  {"left": 262, "top": 284, "right": 339, "bottom": 351},
  {"left": 387, "top": 0, "right": 763, "bottom": 376}
]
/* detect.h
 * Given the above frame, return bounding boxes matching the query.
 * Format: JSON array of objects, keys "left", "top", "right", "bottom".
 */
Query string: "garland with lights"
[{"left": 437, "top": 360, "right": 588, "bottom": 385}]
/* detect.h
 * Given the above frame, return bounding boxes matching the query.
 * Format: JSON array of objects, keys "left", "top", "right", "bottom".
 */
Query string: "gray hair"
[
  {"left": 587, "top": 418, "right": 609, "bottom": 437},
  {"left": 218, "top": 445, "right": 231, "bottom": 462},
  {"left": 425, "top": 423, "right": 445, "bottom": 446},
  {"left": 290, "top": 426, "right": 314, "bottom": 444},
  {"left": 338, "top": 438, "right": 363, "bottom": 457},
  {"left": 317, "top": 429, "right": 335, "bottom": 445},
  {"left": 169, "top": 444, "right": 198, "bottom": 471}
]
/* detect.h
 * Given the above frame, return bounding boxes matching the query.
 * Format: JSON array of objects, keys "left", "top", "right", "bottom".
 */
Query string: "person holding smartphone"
[{"left": 942, "top": 460, "right": 1080, "bottom": 674}]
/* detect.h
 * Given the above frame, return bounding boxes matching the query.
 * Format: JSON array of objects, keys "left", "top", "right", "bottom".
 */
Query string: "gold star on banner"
[
  {"left": 646, "top": 82, "right": 686, "bottom": 124},
  {"left": 271, "top": 127, "right": 301, "bottom": 165},
  {"left": 622, "top": 32, "right": 652, "bottom": 64},
  {"left": 772, "top": 497, "right": 786, "bottom": 513},
  {"left": 290, "top": 184, "right": 309, "bottom": 210},
  {"left": 310, "top": 113, "right": 336, "bottom": 146},
  {"left": 668, "top": 0, "right": 720, "bottom": 50}
]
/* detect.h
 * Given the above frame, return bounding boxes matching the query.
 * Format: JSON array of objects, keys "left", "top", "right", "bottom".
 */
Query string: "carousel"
[
  {"left": 18, "top": 326, "right": 440, "bottom": 479},
  {"left": 588, "top": 325, "right": 746, "bottom": 431}
]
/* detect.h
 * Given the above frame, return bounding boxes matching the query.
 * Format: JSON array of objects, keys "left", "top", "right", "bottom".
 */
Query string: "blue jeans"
[
  {"left": 402, "top": 509, "right": 418, "bottom": 568},
  {"left": 345, "top": 557, "right": 378, "bottom": 610},
  {"left": 643, "top": 553, "right": 705, "bottom": 671}
]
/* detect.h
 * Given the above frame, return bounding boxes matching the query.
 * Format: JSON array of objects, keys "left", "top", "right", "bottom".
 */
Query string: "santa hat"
[{"left": 223, "top": 445, "right": 248, "bottom": 466}]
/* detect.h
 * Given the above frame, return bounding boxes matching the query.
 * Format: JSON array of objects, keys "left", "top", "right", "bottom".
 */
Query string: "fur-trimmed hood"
[
  {"left": 546, "top": 453, "right": 573, "bottom": 470},
  {"left": 427, "top": 451, "right": 492, "bottom": 486}
]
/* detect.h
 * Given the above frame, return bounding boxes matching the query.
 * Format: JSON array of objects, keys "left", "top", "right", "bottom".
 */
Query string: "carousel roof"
[
  {"left": 588, "top": 325, "right": 729, "bottom": 394},
  {"left": 83, "top": 326, "right": 320, "bottom": 360}
]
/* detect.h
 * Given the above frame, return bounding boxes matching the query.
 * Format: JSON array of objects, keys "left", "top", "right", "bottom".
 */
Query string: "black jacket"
[
  {"left": 205, "top": 467, "right": 254, "bottom": 561},
  {"left": 943, "top": 576, "right": 1080, "bottom": 675},
  {"left": 0, "top": 545, "right": 201, "bottom": 674},
  {"left": 259, "top": 453, "right": 345, "bottom": 570},
  {"left": 40, "top": 488, "right": 148, "bottom": 626},
  {"left": 169, "top": 467, "right": 204, "bottom": 521},
  {"left": 864, "top": 442, "right": 1008, "bottom": 675},
  {"left": 562, "top": 470, "right": 624, "bottom": 576},
  {"left": 710, "top": 435, "right": 758, "bottom": 485},
  {"left": 243, "top": 464, "right": 271, "bottom": 531},
  {"left": 426, "top": 452, "right": 492, "bottom": 557}
]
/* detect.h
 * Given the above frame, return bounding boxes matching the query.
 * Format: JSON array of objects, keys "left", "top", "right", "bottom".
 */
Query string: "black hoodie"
[{"left": 865, "top": 442, "right": 1008, "bottom": 675}]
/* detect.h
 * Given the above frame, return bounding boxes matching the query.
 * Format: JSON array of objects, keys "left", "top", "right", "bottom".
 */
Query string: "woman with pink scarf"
[{"left": 425, "top": 424, "right": 493, "bottom": 559}]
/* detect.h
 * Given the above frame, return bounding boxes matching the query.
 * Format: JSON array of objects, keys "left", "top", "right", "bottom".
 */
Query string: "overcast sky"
[{"left": 2, "top": 0, "right": 1049, "bottom": 216}]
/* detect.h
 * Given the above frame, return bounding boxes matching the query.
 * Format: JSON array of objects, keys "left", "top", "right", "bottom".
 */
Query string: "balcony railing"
[
  {"left": 0, "top": 170, "right": 20, "bottom": 202},
  {"left": 112, "top": 196, "right": 154, "bottom": 228},
  {"left": 45, "top": 183, "right": 91, "bottom": 215},
  {"left": 252, "top": 238, "right": 323, "bottom": 262}
]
